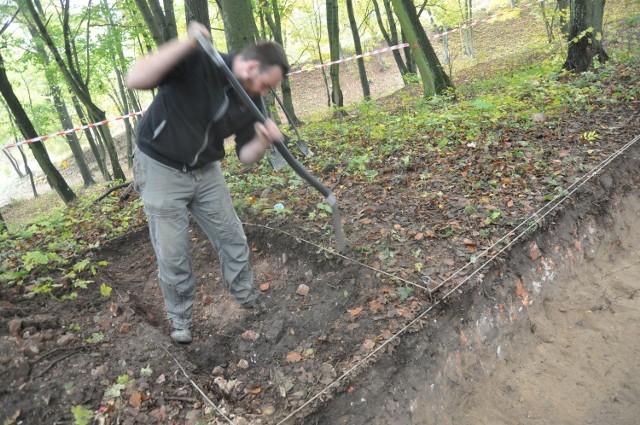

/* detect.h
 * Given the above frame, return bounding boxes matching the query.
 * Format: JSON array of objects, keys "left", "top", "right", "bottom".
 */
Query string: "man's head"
[{"left": 233, "top": 42, "right": 290, "bottom": 97}]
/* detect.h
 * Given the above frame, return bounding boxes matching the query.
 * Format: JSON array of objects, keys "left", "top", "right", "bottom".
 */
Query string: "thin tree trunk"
[
  {"left": 0, "top": 51, "right": 75, "bottom": 204},
  {"left": 372, "top": 0, "right": 409, "bottom": 78},
  {"left": 24, "top": 20, "right": 95, "bottom": 187},
  {"left": 259, "top": 0, "right": 302, "bottom": 126},
  {"left": 219, "top": 0, "right": 258, "bottom": 50},
  {"left": 101, "top": 0, "right": 138, "bottom": 168},
  {"left": 346, "top": 0, "right": 371, "bottom": 100},
  {"left": 18, "top": 145, "right": 38, "bottom": 198},
  {"left": 2, "top": 150, "right": 23, "bottom": 178},
  {"left": 134, "top": 0, "right": 178, "bottom": 46},
  {"left": 72, "top": 95, "right": 110, "bottom": 180},
  {"left": 270, "top": 0, "right": 300, "bottom": 125},
  {"left": 326, "top": 0, "right": 343, "bottom": 108},
  {"left": 391, "top": 0, "right": 454, "bottom": 97},
  {"left": 563, "top": 0, "right": 608, "bottom": 72},
  {"left": 24, "top": 0, "right": 125, "bottom": 181},
  {"left": 185, "top": 0, "right": 210, "bottom": 28}
]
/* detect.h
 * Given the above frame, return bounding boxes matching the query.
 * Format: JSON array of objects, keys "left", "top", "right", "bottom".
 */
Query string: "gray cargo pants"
[{"left": 133, "top": 149, "right": 259, "bottom": 330}]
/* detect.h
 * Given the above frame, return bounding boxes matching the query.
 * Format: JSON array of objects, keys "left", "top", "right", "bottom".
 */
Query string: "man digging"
[{"left": 126, "top": 22, "right": 289, "bottom": 343}]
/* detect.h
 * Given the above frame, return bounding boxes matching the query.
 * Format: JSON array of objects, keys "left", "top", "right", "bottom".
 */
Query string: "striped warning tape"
[
  {"left": 2, "top": 0, "right": 542, "bottom": 152},
  {"left": 286, "top": 0, "right": 541, "bottom": 75},
  {"left": 2, "top": 111, "right": 145, "bottom": 151}
]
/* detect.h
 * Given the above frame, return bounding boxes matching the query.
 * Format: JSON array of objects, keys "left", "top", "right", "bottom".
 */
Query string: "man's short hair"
[{"left": 240, "top": 42, "right": 290, "bottom": 77}]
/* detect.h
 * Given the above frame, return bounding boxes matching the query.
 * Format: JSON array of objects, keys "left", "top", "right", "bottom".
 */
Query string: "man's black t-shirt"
[{"left": 135, "top": 49, "right": 262, "bottom": 171}]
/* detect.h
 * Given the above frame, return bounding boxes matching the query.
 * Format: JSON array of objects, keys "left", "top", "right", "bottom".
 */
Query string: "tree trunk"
[
  {"left": 18, "top": 145, "right": 38, "bottom": 199},
  {"left": 72, "top": 95, "right": 110, "bottom": 180},
  {"left": 2, "top": 150, "right": 23, "bottom": 178},
  {"left": 346, "top": 0, "right": 371, "bottom": 100},
  {"left": 391, "top": 0, "right": 454, "bottom": 97},
  {"left": 563, "top": 0, "right": 608, "bottom": 72},
  {"left": 558, "top": 0, "right": 570, "bottom": 35},
  {"left": 372, "top": 0, "right": 409, "bottom": 78},
  {"left": 101, "top": 0, "right": 139, "bottom": 168},
  {"left": 185, "top": 0, "right": 210, "bottom": 29},
  {"left": 24, "top": 20, "right": 95, "bottom": 187},
  {"left": 326, "top": 0, "right": 343, "bottom": 108},
  {"left": 259, "top": 0, "right": 302, "bottom": 126},
  {"left": 0, "top": 211, "right": 6, "bottom": 233},
  {"left": 134, "top": 0, "right": 178, "bottom": 46},
  {"left": 459, "top": 0, "right": 474, "bottom": 57},
  {"left": 401, "top": 30, "right": 416, "bottom": 73},
  {"left": 24, "top": 0, "right": 125, "bottom": 181},
  {"left": 219, "top": 0, "right": 257, "bottom": 51},
  {"left": 0, "top": 51, "right": 75, "bottom": 204},
  {"left": 270, "top": 0, "right": 300, "bottom": 125}
]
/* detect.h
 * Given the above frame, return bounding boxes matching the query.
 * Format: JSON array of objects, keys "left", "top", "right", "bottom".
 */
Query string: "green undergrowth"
[
  {"left": 0, "top": 186, "right": 146, "bottom": 299},
  {"left": 1, "top": 15, "right": 638, "bottom": 300},
  {"left": 223, "top": 25, "right": 639, "bottom": 219}
]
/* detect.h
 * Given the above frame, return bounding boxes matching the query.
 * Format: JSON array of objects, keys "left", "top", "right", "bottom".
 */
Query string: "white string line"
[
  {"left": 242, "top": 222, "right": 430, "bottom": 291},
  {"left": 159, "top": 344, "right": 234, "bottom": 424},
  {"left": 246, "top": 132, "right": 640, "bottom": 296},
  {"left": 274, "top": 134, "right": 639, "bottom": 424},
  {"left": 430, "top": 134, "right": 640, "bottom": 294}
]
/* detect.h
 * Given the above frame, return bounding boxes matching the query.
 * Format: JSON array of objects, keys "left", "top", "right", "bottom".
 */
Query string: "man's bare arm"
[{"left": 126, "top": 22, "right": 210, "bottom": 90}]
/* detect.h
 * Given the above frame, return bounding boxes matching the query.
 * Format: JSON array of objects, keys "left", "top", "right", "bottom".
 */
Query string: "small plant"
[
  {"left": 85, "top": 332, "right": 105, "bottom": 344},
  {"left": 71, "top": 405, "right": 94, "bottom": 425},
  {"left": 397, "top": 286, "right": 414, "bottom": 301},
  {"left": 100, "top": 283, "right": 113, "bottom": 297}
]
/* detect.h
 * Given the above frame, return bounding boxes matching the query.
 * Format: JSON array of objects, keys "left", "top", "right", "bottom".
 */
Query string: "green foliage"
[
  {"left": 0, "top": 190, "right": 143, "bottom": 301},
  {"left": 397, "top": 286, "right": 414, "bottom": 301},
  {"left": 85, "top": 332, "right": 105, "bottom": 344},
  {"left": 100, "top": 283, "right": 113, "bottom": 297},
  {"left": 71, "top": 405, "right": 94, "bottom": 425}
]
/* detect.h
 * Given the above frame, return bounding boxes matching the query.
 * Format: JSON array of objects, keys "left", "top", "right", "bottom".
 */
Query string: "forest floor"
[{"left": 1, "top": 6, "right": 640, "bottom": 425}]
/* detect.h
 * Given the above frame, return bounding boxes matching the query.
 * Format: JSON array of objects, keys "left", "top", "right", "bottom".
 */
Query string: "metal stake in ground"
[{"left": 195, "top": 34, "right": 347, "bottom": 253}]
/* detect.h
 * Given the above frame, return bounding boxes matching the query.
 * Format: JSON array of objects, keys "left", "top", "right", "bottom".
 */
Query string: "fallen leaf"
[
  {"left": 241, "top": 330, "right": 260, "bottom": 341},
  {"left": 129, "top": 392, "right": 142, "bottom": 409},
  {"left": 259, "top": 283, "right": 270, "bottom": 292},
  {"left": 369, "top": 300, "right": 384, "bottom": 312},
  {"left": 156, "top": 374, "right": 165, "bottom": 384},
  {"left": 349, "top": 306, "right": 364, "bottom": 316},
  {"left": 425, "top": 230, "right": 436, "bottom": 238},
  {"left": 286, "top": 352, "right": 302, "bottom": 363},
  {"left": 459, "top": 331, "right": 468, "bottom": 347},
  {"left": 149, "top": 406, "right": 166, "bottom": 421},
  {"left": 362, "top": 339, "right": 376, "bottom": 350},
  {"left": 248, "top": 386, "right": 262, "bottom": 395},
  {"left": 396, "top": 307, "right": 415, "bottom": 319},
  {"left": 529, "top": 242, "right": 542, "bottom": 260},
  {"left": 462, "top": 238, "right": 476, "bottom": 246},
  {"left": 414, "top": 232, "right": 424, "bottom": 240}
]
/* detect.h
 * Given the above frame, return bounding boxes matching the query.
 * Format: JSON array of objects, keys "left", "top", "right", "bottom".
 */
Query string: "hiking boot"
[
  {"left": 170, "top": 328, "right": 192, "bottom": 343},
  {"left": 242, "top": 296, "right": 266, "bottom": 314}
]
